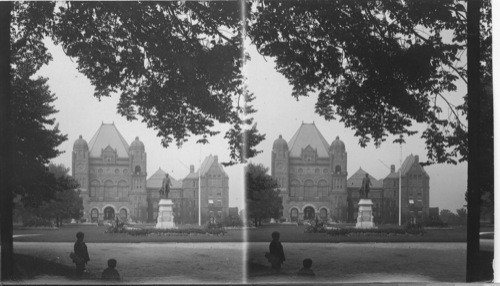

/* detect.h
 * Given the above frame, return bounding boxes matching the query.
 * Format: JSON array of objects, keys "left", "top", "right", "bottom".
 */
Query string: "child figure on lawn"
[
  {"left": 101, "top": 258, "right": 121, "bottom": 281},
  {"left": 266, "top": 231, "right": 285, "bottom": 272},
  {"left": 73, "top": 232, "right": 90, "bottom": 277}
]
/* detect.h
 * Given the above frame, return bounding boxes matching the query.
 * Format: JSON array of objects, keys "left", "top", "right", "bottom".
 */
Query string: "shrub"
[
  {"left": 23, "top": 217, "right": 55, "bottom": 227},
  {"left": 105, "top": 219, "right": 127, "bottom": 233},
  {"left": 422, "top": 219, "right": 448, "bottom": 228},
  {"left": 326, "top": 227, "right": 424, "bottom": 236},
  {"left": 304, "top": 220, "right": 327, "bottom": 233}
]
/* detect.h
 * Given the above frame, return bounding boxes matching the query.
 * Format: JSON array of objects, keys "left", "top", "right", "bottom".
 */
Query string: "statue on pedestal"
[
  {"left": 359, "top": 173, "right": 372, "bottom": 199},
  {"left": 159, "top": 174, "right": 172, "bottom": 199}
]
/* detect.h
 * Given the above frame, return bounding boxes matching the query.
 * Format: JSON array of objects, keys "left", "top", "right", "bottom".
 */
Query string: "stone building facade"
[
  {"left": 73, "top": 124, "right": 231, "bottom": 224},
  {"left": 272, "top": 123, "right": 348, "bottom": 222},
  {"left": 146, "top": 168, "right": 193, "bottom": 224},
  {"left": 182, "top": 155, "right": 230, "bottom": 224},
  {"left": 272, "top": 123, "right": 431, "bottom": 224},
  {"left": 382, "top": 155, "right": 430, "bottom": 223},
  {"left": 72, "top": 123, "right": 147, "bottom": 223}
]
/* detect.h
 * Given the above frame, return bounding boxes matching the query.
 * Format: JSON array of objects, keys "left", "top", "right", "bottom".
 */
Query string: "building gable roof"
[
  {"left": 88, "top": 123, "right": 130, "bottom": 158},
  {"left": 288, "top": 123, "right": 330, "bottom": 158},
  {"left": 146, "top": 168, "right": 182, "bottom": 189},
  {"left": 384, "top": 154, "right": 428, "bottom": 179},
  {"left": 347, "top": 167, "right": 383, "bottom": 189},
  {"left": 184, "top": 155, "right": 228, "bottom": 180}
]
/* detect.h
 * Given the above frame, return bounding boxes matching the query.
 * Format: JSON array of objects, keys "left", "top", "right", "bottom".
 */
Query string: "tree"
[
  {"left": 248, "top": 0, "right": 491, "bottom": 166},
  {"left": 50, "top": 1, "right": 263, "bottom": 166},
  {"left": 33, "top": 164, "right": 83, "bottom": 227},
  {"left": 245, "top": 163, "right": 282, "bottom": 226},
  {"left": 2, "top": 3, "right": 67, "bottom": 279}
]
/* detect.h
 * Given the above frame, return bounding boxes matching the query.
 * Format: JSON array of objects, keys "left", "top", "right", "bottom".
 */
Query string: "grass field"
[
  {"left": 247, "top": 224, "right": 467, "bottom": 243},
  {"left": 13, "top": 224, "right": 245, "bottom": 243},
  {"left": 13, "top": 223, "right": 470, "bottom": 243}
]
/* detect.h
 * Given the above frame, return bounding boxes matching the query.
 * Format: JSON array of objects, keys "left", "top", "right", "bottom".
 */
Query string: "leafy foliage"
[
  {"left": 28, "top": 164, "right": 83, "bottom": 227},
  {"left": 248, "top": 0, "right": 491, "bottom": 165},
  {"left": 49, "top": 1, "right": 263, "bottom": 165},
  {"left": 327, "top": 227, "right": 424, "bottom": 236},
  {"left": 245, "top": 163, "right": 282, "bottom": 226},
  {"left": 22, "top": 217, "right": 55, "bottom": 228},
  {"left": 10, "top": 2, "right": 68, "bottom": 207},
  {"left": 115, "top": 226, "right": 226, "bottom": 236},
  {"left": 439, "top": 208, "right": 467, "bottom": 226}
]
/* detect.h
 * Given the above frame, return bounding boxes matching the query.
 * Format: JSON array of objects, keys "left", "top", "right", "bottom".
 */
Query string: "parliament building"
[
  {"left": 72, "top": 123, "right": 230, "bottom": 224},
  {"left": 272, "top": 122, "right": 430, "bottom": 224}
]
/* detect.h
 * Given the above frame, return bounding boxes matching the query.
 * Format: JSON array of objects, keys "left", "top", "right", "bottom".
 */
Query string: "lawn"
[
  {"left": 13, "top": 224, "right": 244, "bottom": 243},
  {"left": 247, "top": 224, "right": 467, "bottom": 243}
]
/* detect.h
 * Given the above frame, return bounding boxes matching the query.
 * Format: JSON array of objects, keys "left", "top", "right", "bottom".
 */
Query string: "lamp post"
[{"left": 398, "top": 140, "right": 402, "bottom": 226}]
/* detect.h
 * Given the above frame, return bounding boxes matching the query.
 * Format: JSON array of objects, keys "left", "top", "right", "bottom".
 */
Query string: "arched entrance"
[
  {"left": 104, "top": 207, "right": 115, "bottom": 220},
  {"left": 303, "top": 206, "right": 315, "bottom": 220},
  {"left": 90, "top": 208, "right": 99, "bottom": 223},
  {"left": 119, "top": 208, "right": 128, "bottom": 220},
  {"left": 290, "top": 208, "right": 299, "bottom": 222}
]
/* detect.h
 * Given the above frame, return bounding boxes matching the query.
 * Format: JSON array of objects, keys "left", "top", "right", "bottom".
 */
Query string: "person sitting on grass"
[
  {"left": 101, "top": 258, "right": 121, "bottom": 281},
  {"left": 297, "top": 258, "right": 315, "bottom": 277},
  {"left": 265, "top": 231, "right": 285, "bottom": 272}
]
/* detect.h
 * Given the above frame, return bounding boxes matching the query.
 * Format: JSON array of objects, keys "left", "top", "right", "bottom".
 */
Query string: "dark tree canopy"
[
  {"left": 49, "top": 1, "right": 263, "bottom": 165},
  {"left": 11, "top": 2, "right": 68, "bottom": 207},
  {"left": 245, "top": 163, "right": 282, "bottom": 226},
  {"left": 249, "top": 0, "right": 491, "bottom": 165}
]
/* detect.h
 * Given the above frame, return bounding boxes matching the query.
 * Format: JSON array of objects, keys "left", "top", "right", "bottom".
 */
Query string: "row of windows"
[
  {"left": 290, "top": 179, "right": 329, "bottom": 197},
  {"left": 289, "top": 166, "right": 342, "bottom": 174},
  {"left": 91, "top": 168, "right": 129, "bottom": 175}
]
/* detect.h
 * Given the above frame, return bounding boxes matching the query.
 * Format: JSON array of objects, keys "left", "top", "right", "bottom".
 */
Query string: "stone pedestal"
[
  {"left": 355, "top": 199, "right": 376, "bottom": 229},
  {"left": 155, "top": 199, "right": 177, "bottom": 229}
]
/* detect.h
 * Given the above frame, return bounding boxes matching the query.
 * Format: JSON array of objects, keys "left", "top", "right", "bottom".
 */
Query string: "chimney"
[
  {"left": 214, "top": 155, "right": 218, "bottom": 163},
  {"left": 190, "top": 165, "right": 194, "bottom": 173},
  {"left": 390, "top": 165, "right": 395, "bottom": 173},
  {"left": 414, "top": 155, "right": 419, "bottom": 163}
]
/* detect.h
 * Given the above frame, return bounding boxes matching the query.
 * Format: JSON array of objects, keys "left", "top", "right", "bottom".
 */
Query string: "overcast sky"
[{"left": 41, "top": 27, "right": 468, "bottom": 213}]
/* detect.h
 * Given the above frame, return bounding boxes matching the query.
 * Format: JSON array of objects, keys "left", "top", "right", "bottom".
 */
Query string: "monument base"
[
  {"left": 355, "top": 199, "right": 376, "bottom": 229},
  {"left": 155, "top": 199, "right": 177, "bottom": 229}
]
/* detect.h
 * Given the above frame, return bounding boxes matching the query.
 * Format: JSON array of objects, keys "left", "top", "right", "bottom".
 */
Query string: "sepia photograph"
[{"left": 0, "top": 0, "right": 494, "bottom": 284}]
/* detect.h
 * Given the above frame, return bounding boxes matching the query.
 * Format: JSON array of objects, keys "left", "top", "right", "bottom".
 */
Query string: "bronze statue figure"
[
  {"left": 159, "top": 174, "right": 172, "bottom": 199},
  {"left": 359, "top": 173, "right": 372, "bottom": 199}
]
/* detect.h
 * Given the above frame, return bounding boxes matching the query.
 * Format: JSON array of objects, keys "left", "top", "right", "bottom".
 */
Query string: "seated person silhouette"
[{"left": 297, "top": 258, "right": 315, "bottom": 277}]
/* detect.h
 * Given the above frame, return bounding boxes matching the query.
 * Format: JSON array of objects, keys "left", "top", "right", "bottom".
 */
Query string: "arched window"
[
  {"left": 104, "top": 180, "right": 116, "bottom": 198},
  {"left": 134, "top": 165, "right": 141, "bottom": 174},
  {"left": 90, "top": 180, "right": 99, "bottom": 197},
  {"left": 290, "top": 180, "right": 300, "bottom": 197},
  {"left": 304, "top": 180, "right": 316, "bottom": 197},
  {"left": 90, "top": 208, "right": 99, "bottom": 222},
  {"left": 290, "top": 208, "right": 299, "bottom": 222},
  {"left": 335, "top": 165, "right": 341, "bottom": 174},
  {"left": 320, "top": 208, "right": 328, "bottom": 220},
  {"left": 119, "top": 208, "right": 128, "bottom": 219},
  {"left": 318, "top": 180, "right": 328, "bottom": 197}
]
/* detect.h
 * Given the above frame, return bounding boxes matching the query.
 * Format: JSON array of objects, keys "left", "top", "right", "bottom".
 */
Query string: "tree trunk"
[
  {"left": 0, "top": 1, "right": 13, "bottom": 281},
  {"left": 466, "top": 0, "right": 481, "bottom": 282}
]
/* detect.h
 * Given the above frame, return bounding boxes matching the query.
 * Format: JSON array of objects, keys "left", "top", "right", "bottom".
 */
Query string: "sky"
[{"left": 41, "top": 23, "right": 468, "bottom": 214}]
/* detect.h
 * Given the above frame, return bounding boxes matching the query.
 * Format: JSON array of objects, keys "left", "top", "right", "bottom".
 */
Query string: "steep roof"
[
  {"left": 347, "top": 167, "right": 383, "bottom": 189},
  {"left": 384, "top": 154, "right": 427, "bottom": 179},
  {"left": 88, "top": 123, "right": 130, "bottom": 158},
  {"left": 184, "top": 155, "right": 228, "bottom": 179},
  {"left": 288, "top": 123, "right": 330, "bottom": 158},
  {"left": 146, "top": 168, "right": 182, "bottom": 189}
]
